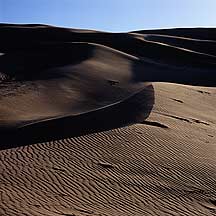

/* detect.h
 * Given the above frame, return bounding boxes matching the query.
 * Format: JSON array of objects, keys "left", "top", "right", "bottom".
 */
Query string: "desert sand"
[{"left": 0, "top": 24, "right": 216, "bottom": 216}]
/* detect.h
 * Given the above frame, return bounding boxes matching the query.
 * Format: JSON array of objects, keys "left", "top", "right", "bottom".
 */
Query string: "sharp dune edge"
[{"left": 0, "top": 24, "right": 216, "bottom": 216}]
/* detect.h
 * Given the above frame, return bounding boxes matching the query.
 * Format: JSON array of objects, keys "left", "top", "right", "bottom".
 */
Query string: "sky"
[{"left": 0, "top": 0, "right": 216, "bottom": 32}]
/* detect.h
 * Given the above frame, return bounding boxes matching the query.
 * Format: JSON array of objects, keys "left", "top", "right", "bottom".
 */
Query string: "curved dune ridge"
[{"left": 0, "top": 24, "right": 216, "bottom": 215}]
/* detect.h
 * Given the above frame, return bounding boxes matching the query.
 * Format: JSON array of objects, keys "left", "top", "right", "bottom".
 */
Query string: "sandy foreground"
[{"left": 0, "top": 24, "right": 216, "bottom": 216}]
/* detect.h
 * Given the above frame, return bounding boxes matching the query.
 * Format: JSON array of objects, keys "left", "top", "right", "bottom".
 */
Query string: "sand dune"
[{"left": 0, "top": 24, "right": 216, "bottom": 216}]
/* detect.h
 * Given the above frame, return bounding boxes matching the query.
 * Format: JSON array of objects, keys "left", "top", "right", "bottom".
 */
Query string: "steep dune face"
[
  {"left": 0, "top": 24, "right": 216, "bottom": 216},
  {"left": 0, "top": 41, "right": 154, "bottom": 146}
]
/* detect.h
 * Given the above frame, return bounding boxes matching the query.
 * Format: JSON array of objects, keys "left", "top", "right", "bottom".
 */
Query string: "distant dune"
[{"left": 0, "top": 24, "right": 216, "bottom": 216}]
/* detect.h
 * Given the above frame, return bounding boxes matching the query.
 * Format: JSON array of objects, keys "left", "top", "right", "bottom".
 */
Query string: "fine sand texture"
[{"left": 0, "top": 24, "right": 216, "bottom": 216}]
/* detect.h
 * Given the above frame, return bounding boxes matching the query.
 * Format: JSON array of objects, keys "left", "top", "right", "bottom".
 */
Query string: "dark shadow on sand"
[
  {"left": 1, "top": 24, "right": 216, "bottom": 149},
  {"left": 0, "top": 42, "right": 94, "bottom": 81},
  {"left": 0, "top": 84, "right": 154, "bottom": 150},
  {"left": 0, "top": 25, "right": 157, "bottom": 149}
]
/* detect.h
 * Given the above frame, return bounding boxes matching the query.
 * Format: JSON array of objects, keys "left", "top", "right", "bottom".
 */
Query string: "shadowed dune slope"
[
  {"left": 132, "top": 27, "right": 216, "bottom": 40},
  {"left": 0, "top": 24, "right": 216, "bottom": 215}
]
